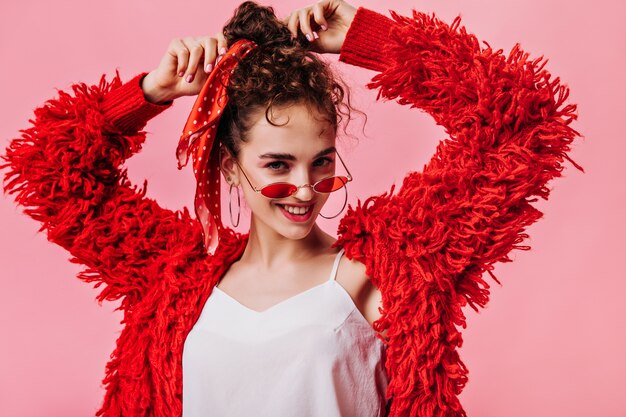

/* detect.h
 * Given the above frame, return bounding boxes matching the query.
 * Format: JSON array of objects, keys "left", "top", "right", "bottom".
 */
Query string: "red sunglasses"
[{"left": 231, "top": 149, "right": 353, "bottom": 199}]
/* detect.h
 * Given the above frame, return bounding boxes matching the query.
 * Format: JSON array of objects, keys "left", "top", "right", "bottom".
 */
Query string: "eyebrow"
[{"left": 257, "top": 146, "right": 336, "bottom": 161}]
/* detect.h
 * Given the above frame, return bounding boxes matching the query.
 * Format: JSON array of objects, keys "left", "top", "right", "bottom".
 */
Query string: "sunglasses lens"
[
  {"left": 261, "top": 183, "right": 298, "bottom": 198},
  {"left": 314, "top": 176, "right": 348, "bottom": 193}
]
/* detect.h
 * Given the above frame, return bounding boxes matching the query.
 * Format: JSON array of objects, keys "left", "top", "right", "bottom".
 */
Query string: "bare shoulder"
[{"left": 337, "top": 253, "right": 387, "bottom": 339}]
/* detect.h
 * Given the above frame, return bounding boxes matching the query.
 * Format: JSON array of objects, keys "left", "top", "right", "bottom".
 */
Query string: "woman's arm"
[
  {"left": 1, "top": 28, "right": 233, "bottom": 309},
  {"left": 0, "top": 72, "right": 205, "bottom": 309},
  {"left": 333, "top": 6, "right": 584, "bottom": 417}
]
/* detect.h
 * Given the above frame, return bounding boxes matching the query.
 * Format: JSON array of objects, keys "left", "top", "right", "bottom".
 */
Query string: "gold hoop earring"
[
  {"left": 229, "top": 182, "right": 241, "bottom": 227},
  {"left": 319, "top": 185, "right": 348, "bottom": 219}
]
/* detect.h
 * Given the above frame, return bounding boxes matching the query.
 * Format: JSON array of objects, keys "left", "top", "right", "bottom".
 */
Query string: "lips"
[
  {"left": 276, "top": 203, "right": 314, "bottom": 208},
  {"left": 277, "top": 203, "right": 315, "bottom": 222},
  {"left": 277, "top": 203, "right": 313, "bottom": 214}
]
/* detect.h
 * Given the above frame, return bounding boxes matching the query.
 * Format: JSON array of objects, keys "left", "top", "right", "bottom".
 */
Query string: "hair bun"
[
  {"left": 216, "top": 1, "right": 361, "bottom": 162},
  {"left": 222, "top": 1, "right": 296, "bottom": 50}
]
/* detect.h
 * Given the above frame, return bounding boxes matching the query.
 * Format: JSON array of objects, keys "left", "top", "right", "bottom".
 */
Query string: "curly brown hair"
[{"left": 216, "top": 0, "right": 364, "bottom": 159}]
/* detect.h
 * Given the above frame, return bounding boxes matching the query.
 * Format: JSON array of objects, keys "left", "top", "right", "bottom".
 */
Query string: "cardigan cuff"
[
  {"left": 101, "top": 72, "right": 173, "bottom": 133},
  {"left": 338, "top": 7, "right": 397, "bottom": 72}
]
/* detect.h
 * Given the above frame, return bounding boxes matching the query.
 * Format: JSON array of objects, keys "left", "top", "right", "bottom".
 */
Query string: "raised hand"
[
  {"left": 283, "top": 0, "right": 357, "bottom": 54},
  {"left": 141, "top": 33, "right": 229, "bottom": 104}
]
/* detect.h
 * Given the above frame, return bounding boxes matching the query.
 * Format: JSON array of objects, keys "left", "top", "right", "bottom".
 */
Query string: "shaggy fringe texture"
[
  {"left": 0, "top": 6, "right": 584, "bottom": 417},
  {"left": 0, "top": 70, "right": 247, "bottom": 416},
  {"left": 334, "top": 7, "right": 584, "bottom": 417}
]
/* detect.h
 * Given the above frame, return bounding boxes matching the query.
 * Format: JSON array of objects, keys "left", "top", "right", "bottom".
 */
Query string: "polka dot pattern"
[{"left": 175, "top": 39, "right": 257, "bottom": 256}]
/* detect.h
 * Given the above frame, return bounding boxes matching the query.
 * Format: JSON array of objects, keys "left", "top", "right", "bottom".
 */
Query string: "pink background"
[{"left": 0, "top": 0, "right": 622, "bottom": 416}]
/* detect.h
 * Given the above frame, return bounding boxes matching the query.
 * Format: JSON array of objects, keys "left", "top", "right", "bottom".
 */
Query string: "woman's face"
[{"left": 223, "top": 101, "right": 338, "bottom": 240}]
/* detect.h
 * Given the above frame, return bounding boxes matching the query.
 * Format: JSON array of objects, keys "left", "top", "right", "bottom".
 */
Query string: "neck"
[{"left": 238, "top": 216, "right": 335, "bottom": 271}]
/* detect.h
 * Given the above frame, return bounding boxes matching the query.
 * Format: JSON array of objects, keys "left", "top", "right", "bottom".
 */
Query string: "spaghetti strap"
[
  {"left": 328, "top": 248, "right": 345, "bottom": 282},
  {"left": 184, "top": 245, "right": 387, "bottom": 416}
]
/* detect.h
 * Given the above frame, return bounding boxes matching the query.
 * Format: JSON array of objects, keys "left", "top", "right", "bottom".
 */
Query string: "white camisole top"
[{"left": 182, "top": 248, "right": 389, "bottom": 417}]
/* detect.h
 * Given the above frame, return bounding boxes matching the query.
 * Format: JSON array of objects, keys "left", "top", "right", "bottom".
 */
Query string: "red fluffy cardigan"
[{"left": 0, "top": 6, "right": 583, "bottom": 417}]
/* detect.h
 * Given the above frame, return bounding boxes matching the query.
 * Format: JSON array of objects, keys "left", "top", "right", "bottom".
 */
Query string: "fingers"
[
  {"left": 298, "top": 9, "right": 316, "bottom": 41},
  {"left": 284, "top": 1, "right": 329, "bottom": 42},
  {"left": 170, "top": 33, "right": 230, "bottom": 85},
  {"left": 311, "top": 2, "right": 329, "bottom": 32},
  {"left": 213, "top": 32, "right": 228, "bottom": 64},
  {"left": 286, "top": 10, "right": 300, "bottom": 40},
  {"left": 169, "top": 38, "right": 190, "bottom": 79},
  {"left": 200, "top": 32, "right": 229, "bottom": 73},
  {"left": 180, "top": 37, "right": 204, "bottom": 83},
  {"left": 200, "top": 37, "right": 217, "bottom": 73}
]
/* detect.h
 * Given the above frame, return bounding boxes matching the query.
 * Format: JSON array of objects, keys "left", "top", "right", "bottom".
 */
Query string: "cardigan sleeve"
[
  {"left": 334, "top": 7, "right": 584, "bottom": 417},
  {"left": 0, "top": 71, "right": 206, "bottom": 309}
]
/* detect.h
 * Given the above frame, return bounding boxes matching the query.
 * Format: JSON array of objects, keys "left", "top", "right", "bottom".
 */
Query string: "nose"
[
  {"left": 293, "top": 171, "right": 315, "bottom": 201},
  {"left": 293, "top": 184, "right": 315, "bottom": 201}
]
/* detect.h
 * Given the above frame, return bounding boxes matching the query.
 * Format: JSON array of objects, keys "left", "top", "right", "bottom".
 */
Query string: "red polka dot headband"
[{"left": 176, "top": 39, "right": 258, "bottom": 256}]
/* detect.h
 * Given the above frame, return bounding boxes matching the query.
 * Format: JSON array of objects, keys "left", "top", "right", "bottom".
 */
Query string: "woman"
[{"left": 0, "top": 0, "right": 583, "bottom": 416}]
